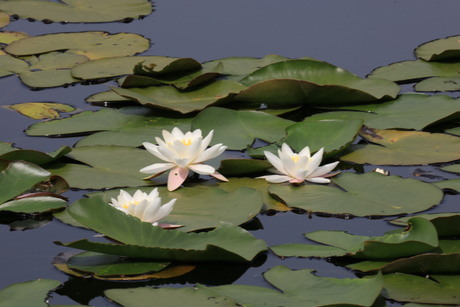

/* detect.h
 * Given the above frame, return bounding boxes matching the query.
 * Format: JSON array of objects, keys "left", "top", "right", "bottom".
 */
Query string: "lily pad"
[
  {"left": 415, "top": 35, "right": 460, "bottom": 61},
  {"left": 235, "top": 59, "right": 399, "bottom": 107},
  {"left": 0, "top": 145, "right": 70, "bottom": 165},
  {"left": 6, "top": 102, "right": 75, "bottom": 119},
  {"left": 58, "top": 196, "right": 267, "bottom": 262},
  {"left": 111, "top": 80, "right": 246, "bottom": 114},
  {"left": 85, "top": 90, "right": 128, "bottom": 104},
  {"left": 46, "top": 145, "right": 163, "bottom": 189},
  {"left": 0, "top": 54, "right": 28, "bottom": 77},
  {"left": 434, "top": 179, "right": 460, "bottom": 193},
  {"left": 312, "top": 94, "right": 460, "bottom": 130},
  {"left": 271, "top": 217, "right": 439, "bottom": 259},
  {"left": 0, "top": 279, "right": 61, "bottom": 307},
  {"left": 4, "top": 31, "right": 150, "bottom": 60},
  {"left": 106, "top": 266, "right": 383, "bottom": 307},
  {"left": 441, "top": 164, "right": 460, "bottom": 173},
  {"left": 268, "top": 172, "right": 443, "bottom": 217},
  {"left": 0, "top": 0, "right": 153, "bottom": 23},
  {"left": 415, "top": 76, "right": 460, "bottom": 92},
  {"left": 391, "top": 213, "right": 460, "bottom": 237},
  {"left": 71, "top": 56, "right": 201, "bottom": 81},
  {"left": 192, "top": 107, "right": 294, "bottom": 150},
  {"left": 383, "top": 273, "right": 460, "bottom": 304},
  {"left": 0, "top": 31, "right": 29, "bottom": 44},
  {"left": 341, "top": 127, "right": 460, "bottom": 165},
  {"left": 87, "top": 185, "right": 264, "bottom": 232},
  {"left": 26, "top": 106, "right": 192, "bottom": 147},
  {"left": 445, "top": 126, "right": 460, "bottom": 136},
  {"left": 368, "top": 59, "right": 460, "bottom": 83},
  {"left": 0, "top": 11, "right": 9, "bottom": 28}
]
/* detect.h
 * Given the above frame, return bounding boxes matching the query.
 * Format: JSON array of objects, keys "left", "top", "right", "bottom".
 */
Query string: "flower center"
[
  {"left": 180, "top": 139, "right": 192, "bottom": 146},
  {"left": 291, "top": 154, "right": 300, "bottom": 163},
  {"left": 122, "top": 200, "right": 139, "bottom": 209}
]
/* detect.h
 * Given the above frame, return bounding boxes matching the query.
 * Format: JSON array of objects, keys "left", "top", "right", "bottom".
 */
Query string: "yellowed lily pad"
[
  {"left": 341, "top": 127, "right": 460, "bottom": 165},
  {"left": 0, "top": 31, "right": 29, "bottom": 44},
  {"left": 6, "top": 102, "right": 75, "bottom": 119},
  {"left": 0, "top": 12, "right": 9, "bottom": 28}
]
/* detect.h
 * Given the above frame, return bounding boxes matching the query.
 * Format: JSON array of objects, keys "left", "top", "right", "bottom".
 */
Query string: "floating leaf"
[
  {"left": 235, "top": 59, "right": 399, "bottom": 107},
  {"left": 58, "top": 196, "right": 267, "bottom": 262},
  {"left": 4, "top": 32, "right": 150, "bottom": 60},
  {"left": 85, "top": 90, "right": 128, "bottom": 104},
  {"left": 88, "top": 185, "right": 264, "bottom": 232},
  {"left": 441, "top": 164, "right": 460, "bottom": 173},
  {"left": 0, "top": 54, "right": 28, "bottom": 77},
  {"left": 0, "top": 145, "right": 71, "bottom": 165},
  {"left": 311, "top": 94, "right": 460, "bottom": 130},
  {"left": 434, "top": 179, "right": 460, "bottom": 193},
  {"left": 0, "top": 0, "right": 153, "bottom": 23},
  {"left": 0, "top": 11, "right": 9, "bottom": 28},
  {"left": 0, "top": 279, "right": 61, "bottom": 307},
  {"left": 415, "top": 35, "right": 460, "bottom": 61},
  {"left": 26, "top": 106, "right": 191, "bottom": 147},
  {"left": 341, "top": 127, "right": 460, "bottom": 165},
  {"left": 383, "top": 273, "right": 460, "bottom": 304},
  {"left": 268, "top": 172, "right": 443, "bottom": 217},
  {"left": 7, "top": 102, "right": 75, "bottom": 119},
  {"left": 192, "top": 107, "right": 294, "bottom": 150},
  {"left": 272, "top": 218, "right": 438, "bottom": 259},
  {"left": 217, "top": 159, "right": 271, "bottom": 176},
  {"left": 415, "top": 76, "right": 460, "bottom": 92},
  {"left": 111, "top": 80, "right": 246, "bottom": 114},
  {"left": 71, "top": 56, "right": 201, "bottom": 81},
  {"left": 445, "top": 126, "right": 460, "bottom": 136},
  {"left": 0, "top": 31, "right": 29, "bottom": 44},
  {"left": 46, "top": 145, "right": 163, "bottom": 189},
  {"left": 368, "top": 59, "right": 460, "bottom": 83},
  {"left": 391, "top": 213, "right": 460, "bottom": 237}
]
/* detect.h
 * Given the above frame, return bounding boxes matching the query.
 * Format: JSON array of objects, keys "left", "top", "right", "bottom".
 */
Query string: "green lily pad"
[
  {"left": 268, "top": 172, "right": 443, "bottom": 217},
  {"left": 311, "top": 94, "right": 460, "bottom": 130},
  {"left": 0, "top": 279, "right": 61, "bottom": 307},
  {"left": 415, "top": 35, "right": 460, "bottom": 61},
  {"left": 0, "top": 196, "right": 67, "bottom": 214},
  {"left": 445, "top": 126, "right": 460, "bottom": 136},
  {"left": 0, "top": 31, "right": 29, "bottom": 44},
  {"left": 271, "top": 217, "right": 438, "bottom": 259},
  {"left": 105, "top": 287, "right": 240, "bottom": 307},
  {"left": 111, "top": 80, "right": 246, "bottom": 114},
  {"left": 4, "top": 31, "right": 150, "bottom": 60},
  {"left": 26, "top": 106, "right": 192, "bottom": 147},
  {"left": 85, "top": 90, "right": 128, "bottom": 104},
  {"left": 106, "top": 266, "right": 383, "bottom": 307},
  {"left": 368, "top": 59, "right": 460, "bottom": 83},
  {"left": 441, "top": 164, "right": 460, "bottom": 173},
  {"left": 87, "top": 185, "right": 264, "bottom": 232},
  {"left": 235, "top": 59, "right": 399, "bottom": 107},
  {"left": 434, "top": 179, "right": 460, "bottom": 193},
  {"left": 391, "top": 213, "right": 460, "bottom": 237},
  {"left": 341, "top": 127, "right": 460, "bottom": 165},
  {"left": 383, "top": 273, "right": 460, "bottom": 304},
  {"left": 192, "top": 107, "right": 294, "bottom": 150},
  {"left": 217, "top": 159, "right": 271, "bottom": 176},
  {"left": 0, "top": 145, "right": 70, "bottom": 165},
  {"left": 0, "top": 54, "right": 28, "bottom": 77},
  {"left": 6, "top": 102, "right": 75, "bottom": 119},
  {"left": 46, "top": 145, "right": 163, "bottom": 189},
  {"left": 58, "top": 196, "right": 267, "bottom": 262},
  {"left": 0, "top": 0, "right": 152, "bottom": 23},
  {"left": 0, "top": 11, "right": 9, "bottom": 28},
  {"left": 415, "top": 76, "right": 460, "bottom": 92},
  {"left": 71, "top": 56, "right": 201, "bottom": 81}
]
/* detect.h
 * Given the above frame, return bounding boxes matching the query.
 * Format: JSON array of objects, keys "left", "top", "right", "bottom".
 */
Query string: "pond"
[{"left": 0, "top": 0, "right": 460, "bottom": 306}]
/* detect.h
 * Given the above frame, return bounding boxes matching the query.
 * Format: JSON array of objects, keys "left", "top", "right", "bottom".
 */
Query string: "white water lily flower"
[
  {"left": 257, "top": 143, "right": 339, "bottom": 184},
  {"left": 109, "top": 189, "right": 176, "bottom": 226},
  {"left": 140, "top": 127, "right": 228, "bottom": 191}
]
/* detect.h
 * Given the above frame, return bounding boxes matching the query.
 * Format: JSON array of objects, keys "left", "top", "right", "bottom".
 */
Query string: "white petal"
[
  {"left": 157, "top": 145, "right": 179, "bottom": 163},
  {"left": 257, "top": 175, "right": 291, "bottom": 183},
  {"left": 308, "top": 161, "right": 339, "bottom": 178},
  {"left": 171, "top": 127, "right": 185, "bottom": 139},
  {"left": 133, "top": 199, "right": 148, "bottom": 218},
  {"left": 188, "top": 163, "right": 215, "bottom": 175},
  {"left": 154, "top": 199, "right": 176, "bottom": 221},
  {"left": 184, "top": 136, "right": 203, "bottom": 161},
  {"left": 141, "top": 198, "right": 161, "bottom": 223},
  {"left": 140, "top": 163, "right": 174, "bottom": 174},
  {"left": 264, "top": 151, "right": 286, "bottom": 175},
  {"left": 143, "top": 142, "right": 172, "bottom": 162},
  {"left": 174, "top": 158, "right": 190, "bottom": 168},
  {"left": 298, "top": 145, "right": 311, "bottom": 158},
  {"left": 195, "top": 144, "right": 226, "bottom": 163},
  {"left": 162, "top": 130, "right": 173, "bottom": 143},
  {"left": 280, "top": 143, "right": 295, "bottom": 156},
  {"left": 305, "top": 177, "right": 331, "bottom": 184},
  {"left": 305, "top": 148, "right": 324, "bottom": 175},
  {"left": 200, "top": 130, "right": 214, "bottom": 151}
]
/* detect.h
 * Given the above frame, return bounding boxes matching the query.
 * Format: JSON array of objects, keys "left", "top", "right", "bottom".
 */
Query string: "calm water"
[{"left": 1, "top": 1, "right": 460, "bottom": 305}]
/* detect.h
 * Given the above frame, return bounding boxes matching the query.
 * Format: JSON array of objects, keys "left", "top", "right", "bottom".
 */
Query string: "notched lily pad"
[
  {"left": 0, "top": 0, "right": 153, "bottom": 23},
  {"left": 6, "top": 102, "right": 75, "bottom": 119}
]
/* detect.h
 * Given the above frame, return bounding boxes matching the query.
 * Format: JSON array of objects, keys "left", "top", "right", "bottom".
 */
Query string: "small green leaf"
[
  {"left": 0, "top": 279, "right": 61, "bottom": 307},
  {"left": 416, "top": 35, "right": 460, "bottom": 61}
]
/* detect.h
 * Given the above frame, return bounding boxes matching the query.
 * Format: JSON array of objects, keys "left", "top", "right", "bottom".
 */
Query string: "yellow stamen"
[
  {"left": 291, "top": 154, "right": 300, "bottom": 163},
  {"left": 122, "top": 201, "right": 139, "bottom": 209},
  {"left": 181, "top": 139, "right": 192, "bottom": 146}
]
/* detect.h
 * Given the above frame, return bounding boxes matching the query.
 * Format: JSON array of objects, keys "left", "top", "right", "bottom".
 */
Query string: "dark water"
[{"left": 1, "top": 0, "right": 460, "bottom": 305}]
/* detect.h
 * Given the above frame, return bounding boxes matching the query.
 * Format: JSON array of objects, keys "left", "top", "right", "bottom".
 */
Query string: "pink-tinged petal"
[
  {"left": 142, "top": 170, "right": 167, "bottom": 180},
  {"left": 195, "top": 144, "right": 226, "bottom": 163},
  {"left": 157, "top": 223, "right": 184, "bottom": 229},
  {"left": 298, "top": 145, "right": 311, "bottom": 158},
  {"left": 305, "top": 177, "right": 331, "bottom": 184},
  {"left": 167, "top": 167, "right": 189, "bottom": 191},
  {"left": 264, "top": 151, "right": 286, "bottom": 174},
  {"left": 188, "top": 163, "right": 215, "bottom": 175},
  {"left": 140, "top": 163, "right": 174, "bottom": 174},
  {"left": 257, "top": 175, "right": 291, "bottom": 183},
  {"left": 308, "top": 161, "right": 339, "bottom": 178},
  {"left": 210, "top": 171, "right": 228, "bottom": 182},
  {"left": 289, "top": 178, "right": 305, "bottom": 184}
]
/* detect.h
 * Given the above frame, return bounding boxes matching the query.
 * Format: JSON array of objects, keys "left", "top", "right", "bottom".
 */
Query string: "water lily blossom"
[
  {"left": 109, "top": 189, "right": 176, "bottom": 226},
  {"left": 257, "top": 143, "right": 339, "bottom": 184},
  {"left": 140, "top": 127, "right": 228, "bottom": 191}
]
